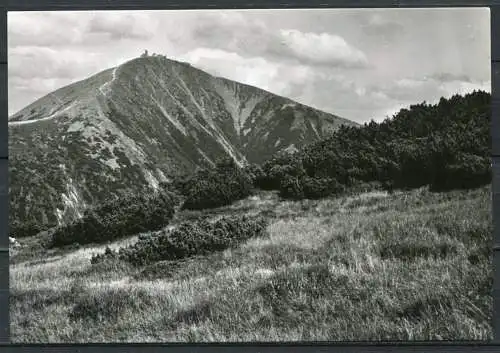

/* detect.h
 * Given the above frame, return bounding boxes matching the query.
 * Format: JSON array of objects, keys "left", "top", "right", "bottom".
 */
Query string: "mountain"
[{"left": 9, "top": 55, "right": 358, "bottom": 228}]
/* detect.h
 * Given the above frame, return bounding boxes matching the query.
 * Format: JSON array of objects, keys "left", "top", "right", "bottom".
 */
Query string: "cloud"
[
  {"left": 179, "top": 47, "right": 314, "bottom": 96},
  {"left": 87, "top": 12, "right": 156, "bottom": 41},
  {"left": 262, "top": 69, "right": 396, "bottom": 123},
  {"left": 8, "top": 12, "right": 86, "bottom": 47},
  {"left": 8, "top": 11, "right": 158, "bottom": 49},
  {"left": 7, "top": 11, "right": 163, "bottom": 114},
  {"left": 370, "top": 75, "right": 491, "bottom": 117},
  {"left": 394, "top": 78, "right": 425, "bottom": 89},
  {"left": 10, "top": 76, "right": 74, "bottom": 96},
  {"left": 278, "top": 29, "right": 370, "bottom": 68},
  {"left": 375, "top": 76, "right": 491, "bottom": 121},
  {"left": 429, "top": 72, "right": 473, "bottom": 83},
  {"left": 438, "top": 80, "right": 491, "bottom": 97},
  {"left": 361, "top": 13, "right": 405, "bottom": 41},
  {"left": 8, "top": 45, "right": 109, "bottom": 114},
  {"left": 9, "top": 46, "right": 104, "bottom": 80},
  {"left": 187, "top": 12, "right": 370, "bottom": 70},
  {"left": 178, "top": 47, "right": 378, "bottom": 122},
  {"left": 182, "top": 12, "right": 270, "bottom": 57}
]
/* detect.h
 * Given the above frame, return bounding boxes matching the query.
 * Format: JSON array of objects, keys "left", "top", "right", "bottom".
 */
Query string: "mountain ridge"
[{"left": 9, "top": 55, "right": 358, "bottom": 228}]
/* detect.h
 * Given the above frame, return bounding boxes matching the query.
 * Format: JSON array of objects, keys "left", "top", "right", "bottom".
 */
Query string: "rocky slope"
[{"left": 9, "top": 55, "right": 358, "bottom": 227}]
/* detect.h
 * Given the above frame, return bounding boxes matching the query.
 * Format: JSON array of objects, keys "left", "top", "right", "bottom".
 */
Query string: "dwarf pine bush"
[
  {"left": 93, "top": 215, "right": 268, "bottom": 266},
  {"left": 50, "top": 189, "right": 176, "bottom": 247},
  {"left": 255, "top": 91, "right": 490, "bottom": 200},
  {"left": 182, "top": 158, "right": 253, "bottom": 210}
]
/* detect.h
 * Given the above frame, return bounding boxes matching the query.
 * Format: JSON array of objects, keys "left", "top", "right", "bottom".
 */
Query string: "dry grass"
[{"left": 10, "top": 186, "right": 493, "bottom": 342}]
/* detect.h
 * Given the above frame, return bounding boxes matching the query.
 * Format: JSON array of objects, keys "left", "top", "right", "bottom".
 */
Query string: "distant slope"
[{"left": 9, "top": 55, "right": 357, "bottom": 228}]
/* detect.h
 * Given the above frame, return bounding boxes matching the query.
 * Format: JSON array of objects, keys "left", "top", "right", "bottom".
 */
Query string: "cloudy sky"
[{"left": 8, "top": 8, "right": 490, "bottom": 123}]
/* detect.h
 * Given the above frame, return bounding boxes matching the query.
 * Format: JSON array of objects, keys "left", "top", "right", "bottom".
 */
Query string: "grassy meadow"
[{"left": 10, "top": 185, "right": 493, "bottom": 342}]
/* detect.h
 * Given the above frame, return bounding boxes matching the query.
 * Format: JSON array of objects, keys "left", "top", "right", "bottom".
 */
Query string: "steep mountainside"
[{"left": 9, "top": 55, "right": 357, "bottom": 227}]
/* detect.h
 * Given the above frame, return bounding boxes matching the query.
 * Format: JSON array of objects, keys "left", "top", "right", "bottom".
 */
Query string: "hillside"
[
  {"left": 9, "top": 55, "right": 356, "bottom": 228},
  {"left": 9, "top": 90, "right": 492, "bottom": 342},
  {"left": 10, "top": 186, "right": 492, "bottom": 342},
  {"left": 250, "top": 90, "right": 491, "bottom": 200}
]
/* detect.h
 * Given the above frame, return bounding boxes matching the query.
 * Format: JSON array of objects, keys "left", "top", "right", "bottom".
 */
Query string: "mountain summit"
[{"left": 9, "top": 55, "right": 357, "bottom": 227}]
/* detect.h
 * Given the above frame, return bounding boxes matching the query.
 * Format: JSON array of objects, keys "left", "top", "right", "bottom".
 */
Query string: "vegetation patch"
[
  {"left": 93, "top": 215, "right": 268, "bottom": 266},
  {"left": 181, "top": 158, "right": 254, "bottom": 210},
  {"left": 50, "top": 189, "right": 176, "bottom": 247},
  {"left": 9, "top": 219, "right": 49, "bottom": 239},
  {"left": 10, "top": 186, "right": 493, "bottom": 342},
  {"left": 250, "top": 91, "right": 490, "bottom": 201}
]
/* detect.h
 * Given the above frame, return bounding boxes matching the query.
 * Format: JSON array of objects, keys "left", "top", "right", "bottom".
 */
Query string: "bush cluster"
[
  {"left": 50, "top": 189, "right": 176, "bottom": 247},
  {"left": 9, "top": 219, "right": 49, "bottom": 239},
  {"left": 252, "top": 91, "right": 490, "bottom": 199},
  {"left": 278, "top": 175, "right": 346, "bottom": 200},
  {"left": 90, "top": 246, "right": 119, "bottom": 265},
  {"left": 256, "top": 152, "right": 306, "bottom": 191},
  {"left": 159, "top": 173, "right": 192, "bottom": 199},
  {"left": 301, "top": 176, "right": 345, "bottom": 199},
  {"left": 94, "top": 215, "right": 268, "bottom": 266},
  {"left": 181, "top": 157, "right": 254, "bottom": 210},
  {"left": 304, "top": 91, "right": 490, "bottom": 192},
  {"left": 242, "top": 163, "right": 266, "bottom": 186}
]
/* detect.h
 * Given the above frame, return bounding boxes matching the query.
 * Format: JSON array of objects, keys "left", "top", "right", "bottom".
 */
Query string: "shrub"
[
  {"left": 111, "top": 215, "right": 268, "bottom": 266},
  {"left": 302, "top": 177, "right": 345, "bottom": 199},
  {"left": 243, "top": 163, "right": 266, "bottom": 187},
  {"left": 278, "top": 175, "right": 345, "bottom": 201},
  {"left": 299, "top": 91, "right": 490, "bottom": 193},
  {"left": 50, "top": 189, "right": 176, "bottom": 247},
  {"left": 258, "top": 153, "right": 307, "bottom": 191},
  {"left": 279, "top": 176, "right": 304, "bottom": 200},
  {"left": 9, "top": 219, "right": 49, "bottom": 238},
  {"left": 182, "top": 158, "right": 253, "bottom": 210},
  {"left": 90, "top": 246, "right": 118, "bottom": 265},
  {"left": 158, "top": 181, "right": 184, "bottom": 206},
  {"left": 161, "top": 173, "right": 193, "bottom": 198},
  {"left": 430, "top": 153, "right": 491, "bottom": 191}
]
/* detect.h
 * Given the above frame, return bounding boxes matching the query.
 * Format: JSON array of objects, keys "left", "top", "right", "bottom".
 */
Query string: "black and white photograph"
[{"left": 8, "top": 8, "right": 492, "bottom": 342}]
